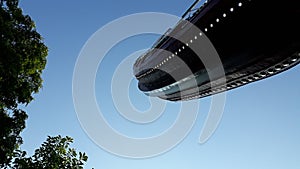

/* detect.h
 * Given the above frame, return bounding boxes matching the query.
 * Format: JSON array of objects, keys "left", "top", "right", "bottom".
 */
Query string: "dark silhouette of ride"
[{"left": 133, "top": 0, "right": 300, "bottom": 101}]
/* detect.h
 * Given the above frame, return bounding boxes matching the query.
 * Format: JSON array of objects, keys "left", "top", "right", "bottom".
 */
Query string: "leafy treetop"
[
  {"left": 13, "top": 135, "right": 88, "bottom": 169},
  {"left": 0, "top": 0, "right": 47, "bottom": 110}
]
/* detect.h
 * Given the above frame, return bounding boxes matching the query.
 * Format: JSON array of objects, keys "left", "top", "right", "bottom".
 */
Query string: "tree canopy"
[
  {"left": 0, "top": 0, "right": 88, "bottom": 168},
  {"left": 0, "top": 0, "right": 47, "bottom": 109},
  {"left": 0, "top": 108, "right": 27, "bottom": 167},
  {"left": 0, "top": 0, "right": 47, "bottom": 166},
  {"left": 13, "top": 135, "right": 88, "bottom": 169}
]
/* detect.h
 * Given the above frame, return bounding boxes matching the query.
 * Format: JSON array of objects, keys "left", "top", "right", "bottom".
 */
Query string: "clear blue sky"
[{"left": 19, "top": 0, "right": 300, "bottom": 168}]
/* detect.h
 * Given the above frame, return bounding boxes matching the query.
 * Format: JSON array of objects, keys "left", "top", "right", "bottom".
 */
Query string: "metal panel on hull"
[{"left": 133, "top": 0, "right": 300, "bottom": 101}]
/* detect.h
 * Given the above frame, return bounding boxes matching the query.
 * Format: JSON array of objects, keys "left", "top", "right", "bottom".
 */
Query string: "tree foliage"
[
  {"left": 13, "top": 135, "right": 88, "bottom": 169},
  {"left": 0, "top": 0, "right": 47, "bottom": 166},
  {"left": 0, "top": 0, "right": 47, "bottom": 109},
  {"left": 0, "top": 109, "right": 27, "bottom": 167},
  {"left": 0, "top": 0, "right": 89, "bottom": 168}
]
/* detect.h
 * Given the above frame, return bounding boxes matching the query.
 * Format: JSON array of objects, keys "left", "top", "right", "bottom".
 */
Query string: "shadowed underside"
[{"left": 133, "top": 0, "right": 300, "bottom": 101}]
